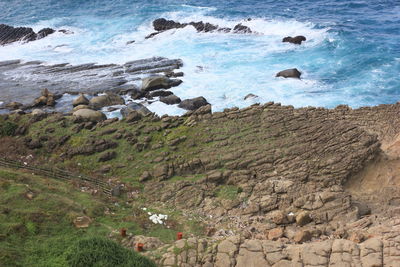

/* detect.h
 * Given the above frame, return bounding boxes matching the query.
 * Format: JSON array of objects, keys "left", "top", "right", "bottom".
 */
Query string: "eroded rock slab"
[{"left": 0, "top": 57, "right": 183, "bottom": 106}]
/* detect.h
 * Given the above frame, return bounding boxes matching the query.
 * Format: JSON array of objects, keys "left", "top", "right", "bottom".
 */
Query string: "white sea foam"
[{"left": 0, "top": 8, "right": 339, "bottom": 114}]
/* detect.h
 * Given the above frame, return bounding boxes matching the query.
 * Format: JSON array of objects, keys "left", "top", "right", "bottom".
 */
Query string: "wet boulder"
[
  {"left": 178, "top": 96, "right": 209, "bottom": 110},
  {"left": 89, "top": 93, "right": 125, "bottom": 109},
  {"left": 282, "top": 36, "right": 306, "bottom": 45},
  {"left": 141, "top": 75, "right": 182, "bottom": 91},
  {"left": 160, "top": 95, "right": 181, "bottom": 105},
  {"left": 72, "top": 94, "right": 89, "bottom": 107},
  {"left": 276, "top": 68, "right": 302, "bottom": 79}
]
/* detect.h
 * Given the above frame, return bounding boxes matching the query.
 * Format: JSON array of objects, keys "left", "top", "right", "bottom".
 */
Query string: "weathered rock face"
[
  {"left": 144, "top": 103, "right": 381, "bottom": 238},
  {"left": 0, "top": 24, "right": 56, "bottom": 45},
  {"left": 150, "top": 235, "right": 395, "bottom": 267},
  {"left": 276, "top": 68, "right": 302, "bottom": 79}
]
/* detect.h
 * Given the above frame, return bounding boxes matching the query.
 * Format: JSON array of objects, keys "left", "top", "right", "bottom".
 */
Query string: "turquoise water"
[{"left": 0, "top": 0, "right": 399, "bottom": 113}]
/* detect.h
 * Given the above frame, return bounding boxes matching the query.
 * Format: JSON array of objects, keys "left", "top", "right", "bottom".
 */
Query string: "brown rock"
[
  {"left": 296, "top": 211, "right": 312, "bottom": 226},
  {"left": 73, "top": 94, "right": 89, "bottom": 106},
  {"left": 268, "top": 227, "right": 284, "bottom": 240},
  {"left": 293, "top": 230, "right": 312, "bottom": 243}
]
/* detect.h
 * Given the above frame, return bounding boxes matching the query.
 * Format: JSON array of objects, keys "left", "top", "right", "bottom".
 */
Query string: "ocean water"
[{"left": 0, "top": 0, "right": 399, "bottom": 115}]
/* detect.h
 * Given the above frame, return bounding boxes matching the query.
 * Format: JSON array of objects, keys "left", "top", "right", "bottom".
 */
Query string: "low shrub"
[{"left": 65, "top": 236, "right": 156, "bottom": 267}]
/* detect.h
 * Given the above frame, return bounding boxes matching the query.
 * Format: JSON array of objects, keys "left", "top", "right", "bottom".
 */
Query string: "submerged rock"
[
  {"left": 244, "top": 94, "right": 258, "bottom": 100},
  {"left": 276, "top": 68, "right": 302, "bottom": 79}
]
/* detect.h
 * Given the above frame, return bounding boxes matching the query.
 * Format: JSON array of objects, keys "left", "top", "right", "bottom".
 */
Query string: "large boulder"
[
  {"left": 0, "top": 24, "right": 56, "bottom": 45},
  {"left": 72, "top": 94, "right": 89, "bottom": 107},
  {"left": 282, "top": 35, "right": 306, "bottom": 45},
  {"left": 141, "top": 76, "right": 182, "bottom": 92},
  {"left": 72, "top": 109, "right": 106, "bottom": 122},
  {"left": 160, "top": 95, "right": 181, "bottom": 105},
  {"left": 178, "top": 96, "right": 209, "bottom": 110},
  {"left": 121, "top": 103, "right": 151, "bottom": 117},
  {"left": 276, "top": 68, "right": 302, "bottom": 79},
  {"left": 89, "top": 93, "right": 125, "bottom": 109}
]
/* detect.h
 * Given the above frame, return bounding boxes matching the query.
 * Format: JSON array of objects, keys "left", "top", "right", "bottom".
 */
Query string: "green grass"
[
  {"left": 65, "top": 237, "right": 155, "bottom": 267},
  {"left": 215, "top": 185, "right": 242, "bottom": 200},
  {"left": 0, "top": 168, "right": 157, "bottom": 266}
]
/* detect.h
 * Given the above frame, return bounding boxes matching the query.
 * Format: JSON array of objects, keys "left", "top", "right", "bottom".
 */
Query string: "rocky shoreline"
[{"left": 1, "top": 22, "right": 400, "bottom": 267}]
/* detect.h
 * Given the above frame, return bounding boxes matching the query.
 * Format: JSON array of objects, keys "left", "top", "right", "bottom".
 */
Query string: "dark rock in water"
[
  {"left": 147, "top": 18, "right": 252, "bottom": 39},
  {"left": 153, "top": 18, "right": 186, "bottom": 31},
  {"left": 121, "top": 103, "right": 151, "bottom": 117},
  {"left": 178, "top": 97, "right": 209, "bottom": 110},
  {"left": 282, "top": 36, "right": 307, "bottom": 45},
  {"left": 126, "top": 40, "right": 135, "bottom": 45},
  {"left": 189, "top": 21, "right": 218, "bottom": 32},
  {"left": 160, "top": 95, "right": 181, "bottom": 105},
  {"left": 145, "top": 32, "right": 162, "bottom": 39},
  {"left": 244, "top": 94, "right": 258, "bottom": 100},
  {"left": 233, "top": 24, "right": 252, "bottom": 34},
  {"left": 37, "top": 28, "right": 55, "bottom": 39},
  {"left": 58, "top": 29, "right": 73, "bottom": 34},
  {"left": 0, "top": 24, "right": 56, "bottom": 45},
  {"left": 276, "top": 68, "right": 302, "bottom": 79},
  {"left": 218, "top": 27, "right": 232, "bottom": 33},
  {"left": 148, "top": 90, "right": 173, "bottom": 98},
  {"left": 131, "top": 89, "right": 146, "bottom": 100}
]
